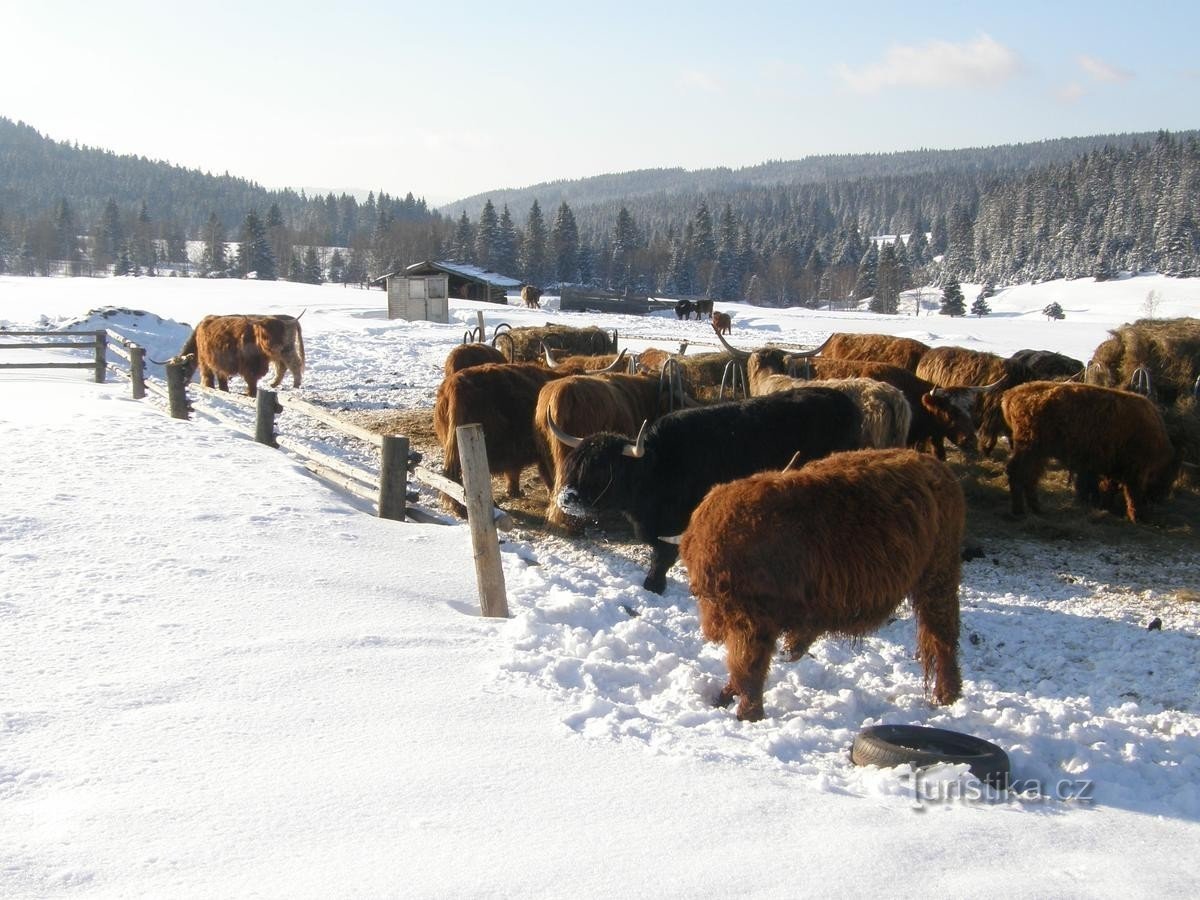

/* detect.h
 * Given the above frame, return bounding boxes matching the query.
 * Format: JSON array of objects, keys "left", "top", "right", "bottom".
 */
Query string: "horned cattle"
[
  {"left": 916, "top": 346, "right": 1036, "bottom": 454},
  {"left": 246, "top": 313, "right": 306, "bottom": 389},
  {"left": 1086, "top": 317, "right": 1200, "bottom": 405},
  {"left": 444, "top": 342, "right": 507, "bottom": 377},
  {"left": 176, "top": 315, "right": 270, "bottom": 397},
  {"left": 678, "top": 448, "right": 965, "bottom": 721},
  {"left": 554, "top": 388, "right": 863, "bottom": 593},
  {"left": 541, "top": 345, "right": 632, "bottom": 374},
  {"left": 536, "top": 373, "right": 683, "bottom": 531},
  {"left": 674, "top": 299, "right": 696, "bottom": 320},
  {"left": 693, "top": 298, "right": 714, "bottom": 319},
  {"left": 433, "top": 362, "right": 565, "bottom": 509},
  {"left": 1001, "top": 381, "right": 1179, "bottom": 523},
  {"left": 711, "top": 311, "right": 732, "bottom": 336},
  {"left": 1009, "top": 348, "right": 1084, "bottom": 381},
  {"left": 494, "top": 324, "right": 617, "bottom": 363},
  {"left": 820, "top": 333, "right": 931, "bottom": 372},
  {"left": 521, "top": 284, "right": 543, "bottom": 309}
]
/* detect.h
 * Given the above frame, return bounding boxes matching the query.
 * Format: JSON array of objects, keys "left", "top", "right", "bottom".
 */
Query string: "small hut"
[{"left": 379, "top": 260, "right": 522, "bottom": 323}]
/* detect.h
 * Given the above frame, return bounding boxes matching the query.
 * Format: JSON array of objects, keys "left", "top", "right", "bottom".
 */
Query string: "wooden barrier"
[
  {"left": 0, "top": 329, "right": 107, "bottom": 382},
  {"left": 456, "top": 424, "right": 509, "bottom": 618}
]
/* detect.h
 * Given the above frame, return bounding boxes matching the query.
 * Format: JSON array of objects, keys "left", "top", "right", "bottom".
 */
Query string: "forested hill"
[{"left": 442, "top": 132, "right": 1189, "bottom": 219}]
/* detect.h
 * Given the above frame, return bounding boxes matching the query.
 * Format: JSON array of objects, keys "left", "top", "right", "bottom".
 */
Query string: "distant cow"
[
  {"left": 916, "top": 346, "right": 1036, "bottom": 454},
  {"left": 433, "top": 362, "right": 565, "bottom": 508},
  {"left": 1001, "top": 381, "right": 1179, "bottom": 522},
  {"left": 711, "top": 311, "right": 732, "bottom": 336},
  {"left": 521, "top": 285, "right": 543, "bottom": 309},
  {"left": 443, "top": 342, "right": 508, "bottom": 377},
  {"left": 553, "top": 388, "right": 863, "bottom": 593},
  {"left": 176, "top": 314, "right": 270, "bottom": 397},
  {"left": 678, "top": 448, "right": 965, "bottom": 721},
  {"left": 247, "top": 313, "right": 306, "bottom": 388},
  {"left": 693, "top": 298, "right": 714, "bottom": 319},
  {"left": 674, "top": 299, "right": 696, "bottom": 320},
  {"left": 820, "top": 333, "right": 931, "bottom": 372}
]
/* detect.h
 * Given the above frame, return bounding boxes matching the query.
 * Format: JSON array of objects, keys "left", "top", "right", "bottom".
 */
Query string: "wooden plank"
[
  {"left": 0, "top": 362, "right": 97, "bottom": 370},
  {"left": 0, "top": 341, "right": 101, "bottom": 350},
  {"left": 403, "top": 503, "right": 457, "bottom": 526},
  {"left": 275, "top": 434, "right": 377, "bottom": 488},
  {"left": 456, "top": 423, "right": 509, "bottom": 618},
  {"left": 275, "top": 394, "right": 385, "bottom": 447},
  {"left": 0, "top": 331, "right": 105, "bottom": 339},
  {"left": 299, "top": 459, "right": 378, "bottom": 505},
  {"left": 411, "top": 465, "right": 512, "bottom": 530}
]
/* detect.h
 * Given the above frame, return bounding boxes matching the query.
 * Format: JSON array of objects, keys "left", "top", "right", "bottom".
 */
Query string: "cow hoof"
[
  {"left": 736, "top": 703, "right": 764, "bottom": 722},
  {"left": 714, "top": 685, "right": 736, "bottom": 708}
]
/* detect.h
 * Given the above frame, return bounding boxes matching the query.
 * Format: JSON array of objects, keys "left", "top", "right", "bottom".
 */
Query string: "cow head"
[
  {"left": 920, "top": 387, "right": 981, "bottom": 453},
  {"left": 552, "top": 417, "right": 649, "bottom": 517}
]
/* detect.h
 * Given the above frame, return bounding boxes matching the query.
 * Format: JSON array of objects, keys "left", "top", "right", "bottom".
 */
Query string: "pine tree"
[
  {"left": 96, "top": 198, "right": 122, "bottom": 269},
  {"left": 939, "top": 277, "right": 966, "bottom": 316},
  {"left": 610, "top": 206, "right": 638, "bottom": 291},
  {"left": 520, "top": 200, "right": 549, "bottom": 285},
  {"left": 493, "top": 205, "right": 520, "bottom": 277},
  {"left": 853, "top": 243, "right": 878, "bottom": 303},
  {"left": 971, "top": 292, "right": 991, "bottom": 317},
  {"left": 1043, "top": 301, "right": 1065, "bottom": 320},
  {"left": 303, "top": 246, "right": 322, "bottom": 284},
  {"left": 235, "top": 210, "right": 276, "bottom": 280},
  {"left": 288, "top": 253, "right": 304, "bottom": 282},
  {"left": 474, "top": 200, "right": 498, "bottom": 269},
  {"left": 328, "top": 248, "right": 346, "bottom": 283},
  {"left": 872, "top": 242, "right": 900, "bottom": 313},
  {"left": 134, "top": 201, "right": 155, "bottom": 275},
  {"left": 114, "top": 243, "right": 133, "bottom": 277},
  {"left": 201, "top": 212, "right": 226, "bottom": 277},
  {"left": 551, "top": 201, "right": 579, "bottom": 284}
]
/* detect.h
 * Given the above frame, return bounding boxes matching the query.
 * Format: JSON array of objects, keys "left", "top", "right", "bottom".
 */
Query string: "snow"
[{"left": 1, "top": 272, "right": 1198, "bottom": 897}]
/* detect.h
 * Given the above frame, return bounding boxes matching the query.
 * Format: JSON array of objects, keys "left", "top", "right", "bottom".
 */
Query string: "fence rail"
[{"left": 0, "top": 329, "right": 109, "bottom": 383}]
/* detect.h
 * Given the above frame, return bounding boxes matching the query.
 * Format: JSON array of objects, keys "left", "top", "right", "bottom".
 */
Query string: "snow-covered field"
[{"left": 2, "top": 272, "right": 1198, "bottom": 897}]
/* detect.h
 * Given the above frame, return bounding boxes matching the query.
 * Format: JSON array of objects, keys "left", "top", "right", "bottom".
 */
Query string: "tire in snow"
[{"left": 851, "top": 724, "right": 1010, "bottom": 787}]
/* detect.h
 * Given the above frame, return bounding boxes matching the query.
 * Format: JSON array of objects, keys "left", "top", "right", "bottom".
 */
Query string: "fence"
[{"left": 3, "top": 327, "right": 509, "bottom": 618}]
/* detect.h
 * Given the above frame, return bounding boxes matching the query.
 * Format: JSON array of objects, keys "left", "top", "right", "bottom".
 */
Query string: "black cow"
[
  {"left": 552, "top": 388, "right": 863, "bottom": 593},
  {"left": 674, "top": 299, "right": 696, "bottom": 320}
]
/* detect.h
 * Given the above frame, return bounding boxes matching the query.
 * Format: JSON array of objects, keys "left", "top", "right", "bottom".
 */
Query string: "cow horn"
[
  {"left": 546, "top": 412, "right": 584, "bottom": 448},
  {"left": 788, "top": 334, "right": 833, "bottom": 358},
  {"left": 782, "top": 451, "right": 805, "bottom": 472},
  {"left": 597, "top": 349, "right": 629, "bottom": 373},
  {"left": 963, "top": 378, "right": 1005, "bottom": 394},
  {"left": 657, "top": 534, "right": 683, "bottom": 546},
  {"left": 621, "top": 420, "right": 649, "bottom": 458},
  {"left": 714, "top": 329, "right": 751, "bottom": 358},
  {"left": 295, "top": 308, "right": 307, "bottom": 321},
  {"left": 542, "top": 343, "right": 559, "bottom": 368},
  {"left": 150, "top": 352, "right": 194, "bottom": 366},
  {"left": 1182, "top": 461, "right": 1199, "bottom": 470}
]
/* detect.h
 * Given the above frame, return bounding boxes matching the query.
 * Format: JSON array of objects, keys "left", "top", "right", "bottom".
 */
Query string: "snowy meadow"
[{"left": 2, "top": 272, "right": 1199, "bottom": 897}]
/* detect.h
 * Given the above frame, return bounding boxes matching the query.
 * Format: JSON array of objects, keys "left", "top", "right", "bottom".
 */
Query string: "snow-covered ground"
[{"left": 1, "top": 272, "right": 1198, "bottom": 897}]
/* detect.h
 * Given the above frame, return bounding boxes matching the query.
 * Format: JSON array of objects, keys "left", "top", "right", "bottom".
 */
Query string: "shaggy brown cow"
[
  {"left": 247, "top": 313, "right": 306, "bottom": 388},
  {"left": 743, "top": 345, "right": 979, "bottom": 458},
  {"left": 176, "top": 315, "right": 270, "bottom": 397},
  {"left": 820, "top": 333, "right": 931, "bottom": 372},
  {"left": 711, "top": 311, "right": 732, "bottom": 336},
  {"left": 521, "top": 285, "right": 543, "bottom": 309},
  {"left": 1086, "top": 317, "right": 1200, "bottom": 406},
  {"left": 541, "top": 345, "right": 632, "bottom": 374},
  {"left": 677, "top": 448, "right": 965, "bottom": 721},
  {"left": 536, "top": 372, "right": 683, "bottom": 530},
  {"left": 444, "top": 342, "right": 508, "bottom": 377},
  {"left": 433, "top": 362, "right": 565, "bottom": 509},
  {"left": 1001, "top": 381, "right": 1179, "bottom": 522},
  {"left": 916, "top": 346, "right": 1036, "bottom": 454}
]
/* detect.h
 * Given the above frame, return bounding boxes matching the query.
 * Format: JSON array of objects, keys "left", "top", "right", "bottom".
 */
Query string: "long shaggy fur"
[
  {"left": 444, "top": 343, "right": 507, "bottom": 377},
  {"left": 679, "top": 448, "right": 965, "bottom": 721},
  {"left": 247, "top": 314, "right": 305, "bottom": 388},
  {"left": 178, "top": 315, "right": 270, "bottom": 397},
  {"left": 820, "top": 333, "right": 931, "bottom": 371},
  {"left": 1086, "top": 317, "right": 1200, "bottom": 406},
  {"left": 916, "top": 346, "right": 1036, "bottom": 454},
  {"left": 1001, "top": 381, "right": 1179, "bottom": 522}
]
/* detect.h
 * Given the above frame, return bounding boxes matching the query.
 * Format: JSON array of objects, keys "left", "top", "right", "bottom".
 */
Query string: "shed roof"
[{"left": 403, "top": 260, "right": 524, "bottom": 289}]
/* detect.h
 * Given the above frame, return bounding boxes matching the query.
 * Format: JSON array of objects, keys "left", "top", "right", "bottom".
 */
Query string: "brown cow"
[
  {"left": 741, "top": 344, "right": 979, "bottom": 459},
  {"left": 521, "top": 285, "right": 543, "bottom": 309},
  {"left": 916, "top": 346, "right": 1036, "bottom": 454},
  {"left": 176, "top": 315, "right": 270, "bottom": 397},
  {"left": 444, "top": 342, "right": 507, "bottom": 377},
  {"left": 541, "top": 345, "right": 632, "bottom": 374},
  {"left": 536, "top": 372, "right": 684, "bottom": 531},
  {"left": 711, "top": 311, "right": 732, "bottom": 336},
  {"left": 820, "top": 333, "right": 931, "bottom": 372},
  {"left": 433, "top": 362, "right": 565, "bottom": 509},
  {"left": 1001, "top": 381, "right": 1179, "bottom": 523},
  {"left": 247, "top": 313, "right": 305, "bottom": 388},
  {"left": 677, "top": 448, "right": 964, "bottom": 722}
]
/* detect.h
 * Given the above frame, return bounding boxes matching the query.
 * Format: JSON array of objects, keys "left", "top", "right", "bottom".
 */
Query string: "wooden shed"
[{"left": 380, "top": 260, "right": 522, "bottom": 322}]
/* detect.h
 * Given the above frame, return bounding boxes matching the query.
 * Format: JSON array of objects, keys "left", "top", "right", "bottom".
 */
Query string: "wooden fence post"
[
  {"left": 476, "top": 310, "right": 485, "bottom": 340},
  {"left": 378, "top": 435, "right": 409, "bottom": 521},
  {"left": 455, "top": 423, "right": 509, "bottom": 617},
  {"left": 129, "top": 345, "right": 146, "bottom": 399},
  {"left": 93, "top": 330, "right": 107, "bottom": 383},
  {"left": 254, "top": 388, "right": 282, "bottom": 446},
  {"left": 165, "top": 362, "right": 189, "bottom": 419}
]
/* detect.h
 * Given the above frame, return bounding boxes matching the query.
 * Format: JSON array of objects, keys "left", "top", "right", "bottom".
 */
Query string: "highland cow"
[
  {"left": 916, "top": 346, "right": 1036, "bottom": 454},
  {"left": 443, "top": 342, "right": 508, "bottom": 377},
  {"left": 711, "top": 311, "right": 732, "bottom": 336},
  {"left": 677, "top": 448, "right": 965, "bottom": 722},
  {"left": 820, "top": 333, "right": 931, "bottom": 372},
  {"left": 175, "top": 315, "right": 270, "bottom": 397},
  {"left": 247, "top": 313, "right": 306, "bottom": 389},
  {"left": 521, "top": 284, "right": 543, "bottom": 309}
]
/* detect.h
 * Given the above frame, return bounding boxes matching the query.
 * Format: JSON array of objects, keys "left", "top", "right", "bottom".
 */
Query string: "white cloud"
[
  {"left": 1056, "top": 82, "right": 1086, "bottom": 103},
  {"left": 675, "top": 69, "right": 723, "bottom": 93},
  {"left": 1077, "top": 54, "right": 1133, "bottom": 83},
  {"left": 836, "top": 34, "right": 1021, "bottom": 93}
]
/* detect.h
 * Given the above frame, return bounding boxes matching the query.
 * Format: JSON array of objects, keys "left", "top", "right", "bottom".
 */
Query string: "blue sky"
[{"left": 2, "top": 0, "right": 1196, "bottom": 204}]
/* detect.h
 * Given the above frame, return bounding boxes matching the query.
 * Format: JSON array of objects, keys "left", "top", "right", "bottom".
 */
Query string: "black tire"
[{"left": 851, "top": 725, "right": 1010, "bottom": 787}]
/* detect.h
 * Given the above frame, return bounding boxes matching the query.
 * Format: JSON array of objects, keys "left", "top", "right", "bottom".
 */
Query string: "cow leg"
[
  {"left": 722, "top": 617, "right": 778, "bottom": 722},
  {"left": 201, "top": 368, "right": 215, "bottom": 389},
  {"left": 217, "top": 374, "right": 229, "bottom": 392},
  {"left": 912, "top": 565, "right": 963, "bottom": 706},
  {"left": 782, "top": 627, "right": 819, "bottom": 662},
  {"left": 1006, "top": 448, "right": 1045, "bottom": 515},
  {"left": 270, "top": 362, "right": 285, "bottom": 388},
  {"left": 504, "top": 469, "right": 523, "bottom": 498},
  {"left": 643, "top": 539, "right": 680, "bottom": 594}
]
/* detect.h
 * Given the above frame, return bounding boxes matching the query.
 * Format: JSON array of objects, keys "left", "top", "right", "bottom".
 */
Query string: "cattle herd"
[{"left": 174, "top": 311, "right": 1200, "bottom": 723}]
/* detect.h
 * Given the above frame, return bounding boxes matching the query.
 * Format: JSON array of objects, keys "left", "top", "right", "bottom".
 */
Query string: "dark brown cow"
[
  {"left": 916, "top": 346, "right": 1036, "bottom": 454},
  {"left": 444, "top": 343, "right": 507, "bottom": 377},
  {"left": 711, "top": 311, "right": 732, "bottom": 336},
  {"left": 678, "top": 448, "right": 964, "bottom": 722},
  {"left": 1009, "top": 348, "right": 1084, "bottom": 381},
  {"left": 1001, "top": 381, "right": 1179, "bottom": 522},
  {"left": 176, "top": 315, "right": 270, "bottom": 397},
  {"left": 744, "top": 347, "right": 979, "bottom": 459},
  {"left": 247, "top": 313, "right": 305, "bottom": 388},
  {"left": 536, "top": 372, "right": 683, "bottom": 531},
  {"left": 433, "top": 362, "right": 565, "bottom": 509},
  {"left": 820, "top": 333, "right": 931, "bottom": 372},
  {"left": 521, "top": 285, "right": 543, "bottom": 309}
]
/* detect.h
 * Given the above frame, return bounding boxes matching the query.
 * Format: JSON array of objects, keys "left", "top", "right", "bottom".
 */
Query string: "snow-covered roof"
[{"left": 403, "top": 259, "right": 523, "bottom": 288}]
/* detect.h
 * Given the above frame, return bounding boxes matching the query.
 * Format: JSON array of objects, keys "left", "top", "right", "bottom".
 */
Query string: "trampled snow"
[{"left": 1, "top": 273, "right": 1198, "bottom": 897}]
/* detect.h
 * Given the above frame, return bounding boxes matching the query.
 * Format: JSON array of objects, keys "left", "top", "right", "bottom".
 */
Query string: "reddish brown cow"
[
  {"left": 1001, "top": 381, "right": 1179, "bottom": 523},
  {"left": 820, "top": 333, "right": 931, "bottom": 372},
  {"left": 521, "top": 285, "right": 543, "bottom": 309},
  {"left": 176, "top": 315, "right": 270, "bottom": 397},
  {"left": 433, "top": 362, "right": 565, "bottom": 509},
  {"left": 711, "top": 311, "right": 732, "bottom": 336},
  {"left": 746, "top": 348, "right": 978, "bottom": 459},
  {"left": 536, "top": 372, "right": 683, "bottom": 531},
  {"left": 247, "top": 313, "right": 305, "bottom": 388},
  {"left": 916, "top": 346, "right": 1036, "bottom": 454},
  {"left": 444, "top": 342, "right": 507, "bottom": 377},
  {"left": 678, "top": 448, "right": 964, "bottom": 722}
]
